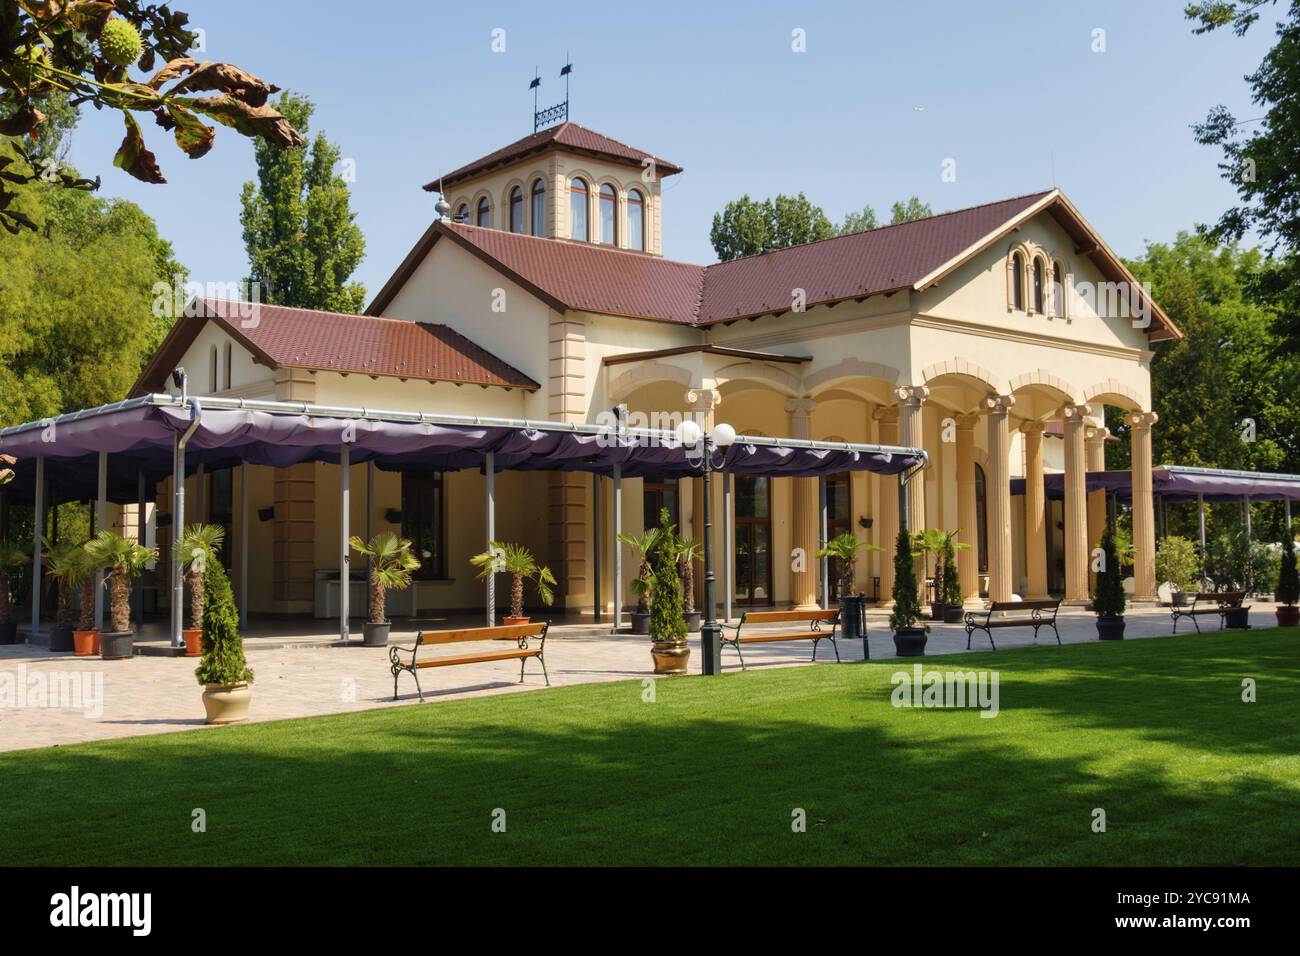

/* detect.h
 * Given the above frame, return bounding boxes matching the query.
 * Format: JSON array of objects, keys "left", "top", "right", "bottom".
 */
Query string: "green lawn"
[{"left": 3, "top": 630, "right": 1299, "bottom": 866}]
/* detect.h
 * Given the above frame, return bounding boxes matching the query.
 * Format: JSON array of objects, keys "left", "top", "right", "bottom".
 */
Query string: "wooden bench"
[
  {"left": 718, "top": 608, "right": 841, "bottom": 670},
  {"left": 1171, "top": 591, "right": 1249, "bottom": 634},
  {"left": 965, "top": 599, "right": 1061, "bottom": 651},
  {"left": 389, "top": 622, "right": 549, "bottom": 701}
]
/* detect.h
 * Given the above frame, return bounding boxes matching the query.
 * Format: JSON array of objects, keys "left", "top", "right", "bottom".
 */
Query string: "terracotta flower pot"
[
  {"left": 1275, "top": 605, "right": 1299, "bottom": 628},
  {"left": 202, "top": 682, "right": 252, "bottom": 724},
  {"left": 651, "top": 640, "right": 690, "bottom": 674},
  {"left": 73, "top": 628, "right": 99, "bottom": 657},
  {"left": 183, "top": 627, "right": 202, "bottom": 657},
  {"left": 502, "top": 615, "right": 531, "bottom": 626}
]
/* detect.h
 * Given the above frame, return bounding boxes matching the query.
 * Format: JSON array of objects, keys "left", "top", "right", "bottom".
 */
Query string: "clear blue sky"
[{"left": 63, "top": 0, "right": 1279, "bottom": 304}]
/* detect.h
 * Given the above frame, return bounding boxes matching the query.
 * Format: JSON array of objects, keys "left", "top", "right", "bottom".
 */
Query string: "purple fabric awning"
[
  {"left": 0, "top": 398, "right": 925, "bottom": 504},
  {"left": 1011, "top": 467, "right": 1300, "bottom": 503}
]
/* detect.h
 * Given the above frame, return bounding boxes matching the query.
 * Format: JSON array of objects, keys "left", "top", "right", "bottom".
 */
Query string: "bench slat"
[
  {"left": 417, "top": 622, "right": 545, "bottom": 646},
  {"left": 415, "top": 648, "right": 541, "bottom": 668},
  {"left": 742, "top": 610, "right": 838, "bottom": 624},
  {"left": 737, "top": 632, "right": 826, "bottom": 644}
]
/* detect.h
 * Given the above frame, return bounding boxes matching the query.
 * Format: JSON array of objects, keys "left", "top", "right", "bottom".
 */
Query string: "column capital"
[
  {"left": 684, "top": 387, "right": 720, "bottom": 411},
  {"left": 1085, "top": 425, "right": 1111, "bottom": 443},
  {"left": 872, "top": 404, "right": 899, "bottom": 424},
  {"left": 783, "top": 396, "right": 816, "bottom": 417},
  {"left": 1020, "top": 420, "right": 1047, "bottom": 435},
  {"left": 955, "top": 412, "right": 981, "bottom": 431},
  {"left": 895, "top": 384, "right": 930, "bottom": 405},
  {"left": 983, "top": 393, "right": 1015, "bottom": 415},
  {"left": 1058, "top": 402, "right": 1088, "bottom": 421},
  {"left": 1127, "top": 410, "right": 1159, "bottom": 429}
]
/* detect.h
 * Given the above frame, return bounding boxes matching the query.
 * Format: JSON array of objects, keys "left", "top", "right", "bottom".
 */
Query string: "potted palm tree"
[
  {"left": 71, "top": 543, "right": 99, "bottom": 656},
  {"left": 178, "top": 523, "right": 225, "bottom": 657},
  {"left": 647, "top": 508, "right": 689, "bottom": 674},
  {"left": 911, "top": 529, "right": 949, "bottom": 621},
  {"left": 44, "top": 540, "right": 83, "bottom": 652},
  {"left": 1094, "top": 526, "right": 1127, "bottom": 640},
  {"left": 470, "top": 541, "right": 556, "bottom": 625},
  {"left": 677, "top": 535, "right": 703, "bottom": 632},
  {"left": 84, "top": 530, "right": 157, "bottom": 660},
  {"left": 1276, "top": 540, "right": 1299, "bottom": 628},
  {"left": 0, "top": 538, "right": 29, "bottom": 645},
  {"left": 816, "top": 531, "right": 878, "bottom": 641},
  {"left": 196, "top": 560, "right": 254, "bottom": 724},
  {"left": 616, "top": 526, "right": 662, "bottom": 634},
  {"left": 349, "top": 532, "right": 420, "bottom": 645},
  {"left": 890, "top": 529, "right": 927, "bottom": 656}
]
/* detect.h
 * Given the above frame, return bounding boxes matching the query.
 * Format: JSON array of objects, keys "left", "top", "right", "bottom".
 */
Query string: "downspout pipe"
[{"left": 171, "top": 398, "right": 202, "bottom": 646}]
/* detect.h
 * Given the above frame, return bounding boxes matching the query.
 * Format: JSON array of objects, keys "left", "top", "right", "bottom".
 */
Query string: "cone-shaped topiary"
[
  {"left": 889, "top": 529, "right": 923, "bottom": 632},
  {"left": 649, "top": 508, "right": 687, "bottom": 643},
  {"left": 195, "top": 561, "right": 253, "bottom": 687},
  {"left": 99, "top": 18, "right": 143, "bottom": 68},
  {"left": 1093, "top": 526, "right": 1127, "bottom": 617},
  {"left": 1278, "top": 541, "right": 1299, "bottom": 608}
]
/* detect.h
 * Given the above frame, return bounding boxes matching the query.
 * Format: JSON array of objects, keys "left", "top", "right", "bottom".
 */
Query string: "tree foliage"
[
  {"left": 709, "top": 192, "right": 834, "bottom": 261},
  {"left": 1, "top": 0, "right": 303, "bottom": 234},
  {"left": 888, "top": 529, "right": 923, "bottom": 631},
  {"left": 647, "top": 508, "right": 686, "bottom": 643},
  {"left": 1093, "top": 526, "right": 1127, "bottom": 617},
  {"left": 240, "top": 92, "right": 365, "bottom": 313},
  {"left": 889, "top": 195, "right": 933, "bottom": 224},
  {"left": 195, "top": 559, "right": 252, "bottom": 686}
]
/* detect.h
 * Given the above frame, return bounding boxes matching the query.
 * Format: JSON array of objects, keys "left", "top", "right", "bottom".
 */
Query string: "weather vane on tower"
[{"left": 532, "top": 56, "right": 573, "bottom": 133}]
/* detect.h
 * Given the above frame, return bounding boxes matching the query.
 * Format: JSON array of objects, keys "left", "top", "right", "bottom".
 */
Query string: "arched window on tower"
[
  {"left": 455, "top": 203, "right": 468, "bottom": 222},
  {"left": 530, "top": 178, "right": 546, "bottom": 237},
  {"left": 599, "top": 183, "right": 617, "bottom": 245},
  {"left": 509, "top": 186, "right": 524, "bottom": 233},
  {"left": 627, "top": 187, "right": 645, "bottom": 251},
  {"left": 569, "top": 177, "right": 589, "bottom": 241}
]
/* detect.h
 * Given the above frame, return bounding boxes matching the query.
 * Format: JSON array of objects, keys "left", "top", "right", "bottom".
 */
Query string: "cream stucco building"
[{"left": 133, "top": 122, "right": 1180, "bottom": 619}]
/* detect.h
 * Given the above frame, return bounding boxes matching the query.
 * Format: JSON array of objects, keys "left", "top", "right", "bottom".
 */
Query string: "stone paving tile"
[{"left": 0, "top": 604, "right": 1282, "bottom": 754}]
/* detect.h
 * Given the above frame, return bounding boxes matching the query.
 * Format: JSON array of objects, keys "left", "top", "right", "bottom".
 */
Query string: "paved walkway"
[{"left": 0, "top": 604, "right": 1281, "bottom": 753}]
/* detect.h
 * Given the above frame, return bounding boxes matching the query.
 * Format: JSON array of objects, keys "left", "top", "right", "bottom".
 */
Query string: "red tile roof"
[
  {"left": 368, "top": 189, "right": 1180, "bottom": 342},
  {"left": 132, "top": 300, "right": 539, "bottom": 396},
  {"left": 426, "top": 122, "right": 683, "bottom": 191}
]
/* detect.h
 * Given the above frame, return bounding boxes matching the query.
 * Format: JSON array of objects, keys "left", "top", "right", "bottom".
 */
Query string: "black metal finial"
[{"left": 534, "top": 59, "right": 572, "bottom": 133}]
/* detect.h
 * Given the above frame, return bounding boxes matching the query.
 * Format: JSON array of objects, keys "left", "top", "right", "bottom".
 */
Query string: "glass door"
[
  {"left": 826, "top": 473, "right": 852, "bottom": 600},
  {"left": 733, "top": 476, "right": 772, "bottom": 605}
]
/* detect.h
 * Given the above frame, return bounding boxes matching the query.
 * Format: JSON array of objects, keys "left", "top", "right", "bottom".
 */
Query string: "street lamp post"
[{"left": 677, "top": 420, "right": 737, "bottom": 676}]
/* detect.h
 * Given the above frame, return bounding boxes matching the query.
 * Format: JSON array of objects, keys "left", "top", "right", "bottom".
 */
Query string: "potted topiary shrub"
[
  {"left": 677, "top": 535, "right": 703, "bottom": 632},
  {"left": 0, "top": 538, "right": 29, "bottom": 645},
  {"left": 646, "top": 508, "right": 689, "bottom": 674},
  {"left": 890, "top": 529, "right": 928, "bottom": 656},
  {"left": 195, "top": 560, "right": 254, "bottom": 724},
  {"left": 816, "top": 531, "right": 878, "bottom": 641},
  {"left": 470, "top": 541, "right": 555, "bottom": 625},
  {"left": 1276, "top": 540, "right": 1299, "bottom": 628},
  {"left": 44, "top": 540, "right": 83, "bottom": 652},
  {"left": 178, "top": 523, "right": 225, "bottom": 657},
  {"left": 1156, "top": 535, "right": 1200, "bottom": 606},
  {"left": 937, "top": 535, "right": 967, "bottom": 623},
  {"left": 350, "top": 532, "right": 420, "bottom": 645},
  {"left": 84, "top": 531, "right": 156, "bottom": 660},
  {"left": 617, "top": 527, "right": 662, "bottom": 635},
  {"left": 1093, "top": 526, "right": 1127, "bottom": 640}
]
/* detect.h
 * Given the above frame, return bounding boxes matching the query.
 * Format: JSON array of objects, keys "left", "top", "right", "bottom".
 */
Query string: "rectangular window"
[
  {"left": 642, "top": 475, "right": 679, "bottom": 530},
  {"left": 402, "top": 473, "right": 445, "bottom": 579}
]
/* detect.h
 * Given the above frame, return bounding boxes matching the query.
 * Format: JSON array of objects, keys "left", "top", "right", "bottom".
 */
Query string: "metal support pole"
[
  {"left": 1198, "top": 493, "right": 1206, "bottom": 584},
  {"left": 135, "top": 471, "right": 145, "bottom": 628},
  {"left": 29, "top": 456, "right": 44, "bottom": 636},
  {"left": 239, "top": 461, "right": 249, "bottom": 630},
  {"left": 1286, "top": 499, "right": 1293, "bottom": 543},
  {"left": 94, "top": 451, "right": 107, "bottom": 631},
  {"left": 898, "top": 473, "right": 910, "bottom": 534},
  {"left": 723, "top": 470, "right": 733, "bottom": 623},
  {"left": 195, "top": 462, "right": 206, "bottom": 524},
  {"left": 485, "top": 450, "right": 495, "bottom": 626},
  {"left": 339, "top": 442, "right": 350, "bottom": 643},
  {"left": 365, "top": 461, "right": 374, "bottom": 545},
  {"left": 1243, "top": 495, "right": 1252, "bottom": 594},
  {"left": 700, "top": 443, "right": 721, "bottom": 676},
  {"left": 819, "top": 475, "right": 829, "bottom": 609},
  {"left": 171, "top": 436, "right": 185, "bottom": 646},
  {"left": 612, "top": 464, "right": 622, "bottom": 633},
  {"left": 592, "top": 473, "right": 602, "bottom": 621}
]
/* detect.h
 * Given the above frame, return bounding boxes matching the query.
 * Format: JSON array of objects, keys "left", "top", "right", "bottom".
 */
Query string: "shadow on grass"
[{"left": 1, "top": 631, "right": 1297, "bottom": 866}]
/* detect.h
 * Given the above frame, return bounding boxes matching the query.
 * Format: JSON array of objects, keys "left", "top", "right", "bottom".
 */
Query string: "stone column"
[
  {"left": 895, "top": 386, "right": 928, "bottom": 536},
  {"left": 955, "top": 413, "right": 980, "bottom": 602},
  {"left": 1021, "top": 420, "right": 1049, "bottom": 600},
  {"left": 1129, "top": 411, "right": 1159, "bottom": 601},
  {"left": 984, "top": 394, "right": 1015, "bottom": 603},
  {"left": 786, "top": 397, "right": 820, "bottom": 609},
  {"left": 873, "top": 406, "right": 901, "bottom": 605},
  {"left": 1085, "top": 423, "right": 1109, "bottom": 593},
  {"left": 1061, "top": 404, "right": 1090, "bottom": 604}
]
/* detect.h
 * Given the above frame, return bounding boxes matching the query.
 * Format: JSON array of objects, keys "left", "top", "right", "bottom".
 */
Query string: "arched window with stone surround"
[
  {"left": 627, "top": 187, "right": 645, "bottom": 251},
  {"left": 599, "top": 183, "right": 617, "bottom": 245},
  {"left": 1052, "top": 259, "right": 1067, "bottom": 317},
  {"left": 1010, "top": 251, "right": 1025, "bottom": 310},
  {"left": 569, "top": 177, "right": 589, "bottom": 241},
  {"left": 1032, "top": 256, "right": 1045, "bottom": 313},
  {"left": 455, "top": 202, "right": 468, "bottom": 222},
  {"left": 974, "top": 463, "right": 988, "bottom": 574},
  {"left": 530, "top": 178, "right": 546, "bottom": 237},
  {"left": 476, "top": 196, "right": 490, "bottom": 228},
  {"left": 509, "top": 186, "right": 524, "bottom": 233}
]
